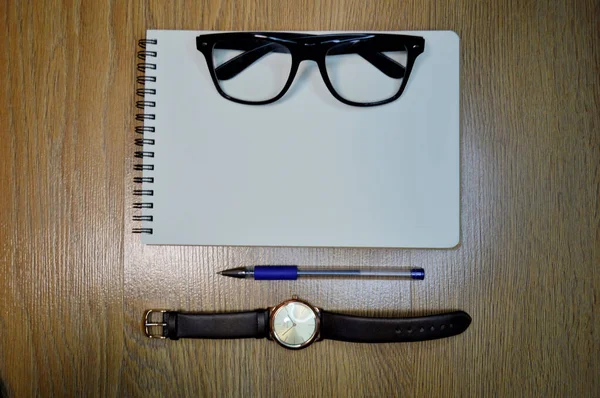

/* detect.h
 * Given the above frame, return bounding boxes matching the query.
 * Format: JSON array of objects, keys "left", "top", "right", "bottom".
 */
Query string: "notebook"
[{"left": 133, "top": 30, "right": 460, "bottom": 248}]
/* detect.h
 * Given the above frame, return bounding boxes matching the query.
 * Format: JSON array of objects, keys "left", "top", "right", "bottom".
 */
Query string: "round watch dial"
[{"left": 271, "top": 300, "right": 318, "bottom": 349}]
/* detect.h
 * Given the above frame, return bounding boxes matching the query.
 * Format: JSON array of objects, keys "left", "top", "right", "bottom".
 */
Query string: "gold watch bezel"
[{"left": 269, "top": 296, "right": 321, "bottom": 350}]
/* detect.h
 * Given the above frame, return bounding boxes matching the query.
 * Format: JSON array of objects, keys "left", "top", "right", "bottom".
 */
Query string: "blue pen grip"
[{"left": 254, "top": 266, "right": 298, "bottom": 280}]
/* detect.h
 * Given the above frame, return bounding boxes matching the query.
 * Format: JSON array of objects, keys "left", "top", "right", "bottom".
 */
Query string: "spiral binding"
[{"left": 133, "top": 38, "right": 157, "bottom": 234}]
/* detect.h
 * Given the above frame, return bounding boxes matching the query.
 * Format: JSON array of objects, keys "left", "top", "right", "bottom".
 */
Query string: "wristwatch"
[{"left": 144, "top": 296, "right": 471, "bottom": 349}]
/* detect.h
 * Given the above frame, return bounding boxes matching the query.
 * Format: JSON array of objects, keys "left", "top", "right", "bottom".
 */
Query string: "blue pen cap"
[{"left": 411, "top": 268, "right": 425, "bottom": 280}]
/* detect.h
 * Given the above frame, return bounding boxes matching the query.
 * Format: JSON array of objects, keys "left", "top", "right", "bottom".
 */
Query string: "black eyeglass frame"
[{"left": 196, "top": 32, "right": 425, "bottom": 107}]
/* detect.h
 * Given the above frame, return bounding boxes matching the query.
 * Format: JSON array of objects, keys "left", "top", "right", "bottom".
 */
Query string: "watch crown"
[{"left": 292, "top": 295, "right": 298, "bottom": 299}]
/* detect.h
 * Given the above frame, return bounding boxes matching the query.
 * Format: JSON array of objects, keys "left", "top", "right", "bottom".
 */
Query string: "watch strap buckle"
[{"left": 144, "top": 309, "right": 168, "bottom": 339}]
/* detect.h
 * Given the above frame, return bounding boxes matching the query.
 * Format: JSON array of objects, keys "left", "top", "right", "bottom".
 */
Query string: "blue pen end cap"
[{"left": 411, "top": 268, "right": 425, "bottom": 280}]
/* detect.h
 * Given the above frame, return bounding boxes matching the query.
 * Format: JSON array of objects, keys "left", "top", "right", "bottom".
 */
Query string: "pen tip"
[{"left": 216, "top": 271, "right": 223, "bottom": 275}]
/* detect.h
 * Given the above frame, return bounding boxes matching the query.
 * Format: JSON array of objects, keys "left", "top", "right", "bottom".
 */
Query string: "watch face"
[{"left": 271, "top": 299, "right": 319, "bottom": 349}]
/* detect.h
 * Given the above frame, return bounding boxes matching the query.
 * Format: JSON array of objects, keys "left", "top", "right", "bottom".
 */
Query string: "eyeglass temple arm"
[
  {"left": 215, "top": 44, "right": 280, "bottom": 80},
  {"left": 214, "top": 43, "right": 406, "bottom": 81}
]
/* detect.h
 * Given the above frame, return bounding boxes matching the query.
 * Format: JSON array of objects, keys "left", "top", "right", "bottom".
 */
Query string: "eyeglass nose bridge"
[{"left": 292, "top": 43, "right": 325, "bottom": 62}]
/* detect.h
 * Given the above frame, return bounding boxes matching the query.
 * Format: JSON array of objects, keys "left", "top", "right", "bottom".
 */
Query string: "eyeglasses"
[{"left": 196, "top": 32, "right": 425, "bottom": 107}]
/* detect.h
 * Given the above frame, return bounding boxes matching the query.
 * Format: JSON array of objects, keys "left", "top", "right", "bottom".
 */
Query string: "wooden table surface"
[{"left": 1, "top": 0, "right": 598, "bottom": 396}]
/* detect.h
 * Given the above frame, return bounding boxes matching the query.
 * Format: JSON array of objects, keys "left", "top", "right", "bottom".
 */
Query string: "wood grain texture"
[{"left": 1, "top": 0, "right": 598, "bottom": 396}]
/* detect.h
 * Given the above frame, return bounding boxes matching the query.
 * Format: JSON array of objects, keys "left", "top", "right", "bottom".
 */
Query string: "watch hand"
[
  {"left": 280, "top": 325, "right": 295, "bottom": 337},
  {"left": 285, "top": 307, "right": 297, "bottom": 326}
]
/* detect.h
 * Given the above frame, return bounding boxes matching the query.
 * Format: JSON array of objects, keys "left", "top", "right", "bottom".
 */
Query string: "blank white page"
[{"left": 138, "top": 30, "right": 460, "bottom": 247}]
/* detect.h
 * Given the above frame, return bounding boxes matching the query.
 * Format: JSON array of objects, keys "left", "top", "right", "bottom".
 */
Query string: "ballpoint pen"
[{"left": 217, "top": 266, "right": 425, "bottom": 280}]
